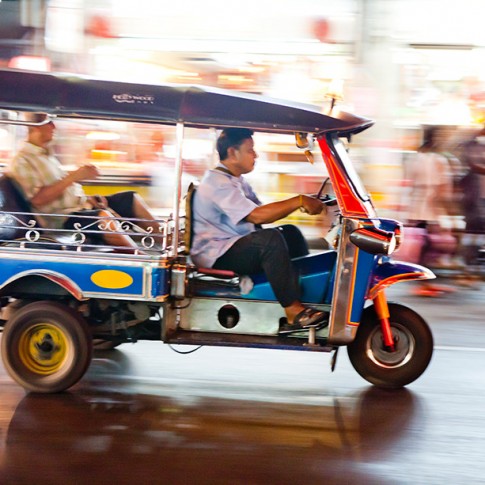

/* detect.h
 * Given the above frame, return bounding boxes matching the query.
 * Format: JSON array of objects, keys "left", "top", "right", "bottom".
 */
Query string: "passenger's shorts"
[{"left": 63, "top": 191, "right": 136, "bottom": 241}]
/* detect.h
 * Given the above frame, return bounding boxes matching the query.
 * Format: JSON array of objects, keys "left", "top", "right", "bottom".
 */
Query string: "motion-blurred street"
[{"left": 0, "top": 281, "right": 484, "bottom": 485}]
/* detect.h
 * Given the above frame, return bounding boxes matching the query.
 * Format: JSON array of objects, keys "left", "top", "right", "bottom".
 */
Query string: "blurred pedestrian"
[
  {"left": 405, "top": 126, "right": 457, "bottom": 296},
  {"left": 459, "top": 124, "right": 485, "bottom": 265}
]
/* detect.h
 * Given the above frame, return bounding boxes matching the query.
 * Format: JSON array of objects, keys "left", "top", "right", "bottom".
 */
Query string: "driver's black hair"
[{"left": 217, "top": 128, "right": 254, "bottom": 161}]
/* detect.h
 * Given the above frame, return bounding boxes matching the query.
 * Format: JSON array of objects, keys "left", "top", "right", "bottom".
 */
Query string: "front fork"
[{"left": 372, "top": 290, "right": 395, "bottom": 351}]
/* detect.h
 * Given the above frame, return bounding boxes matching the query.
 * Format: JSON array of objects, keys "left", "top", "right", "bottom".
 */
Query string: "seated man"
[
  {"left": 8, "top": 113, "right": 164, "bottom": 250},
  {"left": 190, "top": 128, "right": 328, "bottom": 334}
]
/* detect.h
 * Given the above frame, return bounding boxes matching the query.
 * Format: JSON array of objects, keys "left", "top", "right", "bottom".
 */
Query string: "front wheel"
[
  {"left": 347, "top": 303, "right": 433, "bottom": 389},
  {"left": 1, "top": 301, "right": 93, "bottom": 393}
]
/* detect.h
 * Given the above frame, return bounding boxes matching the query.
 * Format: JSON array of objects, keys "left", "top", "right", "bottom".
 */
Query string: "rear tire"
[
  {"left": 347, "top": 303, "right": 433, "bottom": 389},
  {"left": 1, "top": 301, "right": 92, "bottom": 393}
]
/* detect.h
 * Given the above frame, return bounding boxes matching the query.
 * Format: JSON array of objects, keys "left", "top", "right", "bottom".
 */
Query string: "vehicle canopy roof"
[{"left": 0, "top": 68, "right": 373, "bottom": 136}]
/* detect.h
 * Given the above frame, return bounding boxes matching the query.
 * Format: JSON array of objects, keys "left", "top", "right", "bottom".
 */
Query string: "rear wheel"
[
  {"left": 347, "top": 303, "right": 433, "bottom": 389},
  {"left": 1, "top": 301, "right": 92, "bottom": 393}
]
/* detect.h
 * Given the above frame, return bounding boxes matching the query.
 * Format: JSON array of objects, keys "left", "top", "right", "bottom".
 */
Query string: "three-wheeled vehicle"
[{"left": 0, "top": 68, "right": 434, "bottom": 393}]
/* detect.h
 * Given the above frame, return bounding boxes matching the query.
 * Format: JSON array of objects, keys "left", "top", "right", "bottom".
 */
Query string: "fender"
[
  {"left": 367, "top": 258, "right": 435, "bottom": 300},
  {"left": 0, "top": 269, "right": 85, "bottom": 301}
]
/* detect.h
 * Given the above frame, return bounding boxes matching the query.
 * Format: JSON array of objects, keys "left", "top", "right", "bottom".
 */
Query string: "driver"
[{"left": 190, "top": 128, "right": 328, "bottom": 334}]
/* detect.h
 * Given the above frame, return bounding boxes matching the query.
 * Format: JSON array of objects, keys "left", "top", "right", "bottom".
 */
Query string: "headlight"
[{"left": 349, "top": 227, "right": 397, "bottom": 255}]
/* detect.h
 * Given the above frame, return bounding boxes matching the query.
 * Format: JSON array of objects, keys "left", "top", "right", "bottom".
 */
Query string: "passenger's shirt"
[
  {"left": 190, "top": 166, "right": 261, "bottom": 268},
  {"left": 407, "top": 151, "right": 452, "bottom": 223},
  {"left": 8, "top": 142, "right": 87, "bottom": 228}
]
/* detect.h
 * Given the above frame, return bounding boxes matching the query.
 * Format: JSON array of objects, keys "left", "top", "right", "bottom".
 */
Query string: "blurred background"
[{"left": 0, "top": 0, "right": 484, "bottom": 252}]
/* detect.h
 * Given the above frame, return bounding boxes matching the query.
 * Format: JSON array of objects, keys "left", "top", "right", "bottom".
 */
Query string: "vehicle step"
[{"left": 165, "top": 329, "right": 333, "bottom": 352}]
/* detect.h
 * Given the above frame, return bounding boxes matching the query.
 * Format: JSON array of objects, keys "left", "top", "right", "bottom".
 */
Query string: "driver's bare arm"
[{"left": 245, "top": 195, "right": 325, "bottom": 225}]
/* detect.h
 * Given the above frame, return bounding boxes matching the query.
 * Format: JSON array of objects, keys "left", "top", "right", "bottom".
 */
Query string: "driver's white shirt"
[{"left": 190, "top": 165, "right": 261, "bottom": 268}]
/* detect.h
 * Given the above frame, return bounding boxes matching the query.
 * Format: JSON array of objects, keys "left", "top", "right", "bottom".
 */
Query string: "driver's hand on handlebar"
[{"left": 300, "top": 195, "right": 327, "bottom": 215}]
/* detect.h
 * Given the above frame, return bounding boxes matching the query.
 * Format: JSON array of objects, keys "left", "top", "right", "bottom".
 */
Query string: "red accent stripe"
[
  {"left": 196, "top": 267, "right": 237, "bottom": 279},
  {"left": 318, "top": 139, "right": 367, "bottom": 217},
  {"left": 368, "top": 272, "right": 430, "bottom": 299},
  {"left": 358, "top": 228, "right": 390, "bottom": 241}
]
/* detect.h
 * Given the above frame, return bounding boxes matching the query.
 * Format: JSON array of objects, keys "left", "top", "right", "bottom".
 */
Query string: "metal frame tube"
[
  {"left": 373, "top": 290, "right": 395, "bottom": 350},
  {"left": 171, "top": 122, "right": 184, "bottom": 256}
]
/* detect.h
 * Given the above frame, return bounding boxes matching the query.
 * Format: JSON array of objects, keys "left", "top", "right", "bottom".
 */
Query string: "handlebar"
[{"left": 318, "top": 194, "right": 338, "bottom": 206}]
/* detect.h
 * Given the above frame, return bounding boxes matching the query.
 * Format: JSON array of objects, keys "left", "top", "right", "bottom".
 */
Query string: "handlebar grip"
[{"left": 320, "top": 195, "right": 338, "bottom": 206}]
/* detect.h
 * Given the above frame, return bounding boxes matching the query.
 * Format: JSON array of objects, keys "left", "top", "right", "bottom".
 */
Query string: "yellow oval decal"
[{"left": 90, "top": 270, "right": 133, "bottom": 289}]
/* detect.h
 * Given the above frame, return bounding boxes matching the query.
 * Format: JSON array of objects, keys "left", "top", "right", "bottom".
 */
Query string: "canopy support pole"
[{"left": 171, "top": 122, "right": 184, "bottom": 256}]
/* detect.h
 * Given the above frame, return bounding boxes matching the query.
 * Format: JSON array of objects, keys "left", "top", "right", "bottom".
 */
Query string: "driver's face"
[{"left": 233, "top": 137, "right": 258, "bottom": 175}]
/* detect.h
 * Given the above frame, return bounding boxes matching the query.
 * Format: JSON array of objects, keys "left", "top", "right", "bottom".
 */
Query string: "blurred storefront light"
[
  {"left": 86, "top": 131, "right": 121, "bottom": 141},
  {"left": 163, "top": 139, "right": 213, "bottom": 160},
  {"left": 117, "top": 38, "right": 349, "bottom": 57},
  {"left": 8, "top": 56, "right": 50, "bottom": 72}
]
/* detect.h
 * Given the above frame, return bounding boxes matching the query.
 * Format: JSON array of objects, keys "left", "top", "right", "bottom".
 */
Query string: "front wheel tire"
[
  {"left": 347, "top": 303, "right": 433, "bottom": 389},
  {"left": 1, "top": 301, "right": 93, "bottom": 393}
]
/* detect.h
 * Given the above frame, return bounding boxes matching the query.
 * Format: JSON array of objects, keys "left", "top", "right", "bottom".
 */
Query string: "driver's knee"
[
  {"left": 251, "top": 227, "right": 287, "bottom": 253},
  {"left": 276, "top": 224, "right": 309, "bottom": 258}
]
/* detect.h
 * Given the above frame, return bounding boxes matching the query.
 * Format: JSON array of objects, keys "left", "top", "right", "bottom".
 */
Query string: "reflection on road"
[
  {"left": 1, "top": 380, "right": 418, "bottom": 484},
  {"left": 2, "top": 279, "right": 485, "bottom": 485}
]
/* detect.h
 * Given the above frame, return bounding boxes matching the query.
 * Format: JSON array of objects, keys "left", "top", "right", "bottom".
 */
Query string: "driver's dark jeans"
[{"left": 212, "top": 225, "right": 309, "bottom": 308}]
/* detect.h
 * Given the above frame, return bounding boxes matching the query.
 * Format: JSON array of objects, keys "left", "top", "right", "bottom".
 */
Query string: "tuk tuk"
[{"left": 0, "top": 68, "right": 434, "bottom": 393}]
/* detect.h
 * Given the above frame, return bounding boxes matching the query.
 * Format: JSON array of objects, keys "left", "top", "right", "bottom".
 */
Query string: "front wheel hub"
[{"left": 367, "top": 323, "right": 415, "bottom": 368}]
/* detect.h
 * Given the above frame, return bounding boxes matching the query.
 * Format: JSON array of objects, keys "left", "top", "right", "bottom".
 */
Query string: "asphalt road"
[{"left": 0, "top": 281, "right": 484, "bottom": 484}]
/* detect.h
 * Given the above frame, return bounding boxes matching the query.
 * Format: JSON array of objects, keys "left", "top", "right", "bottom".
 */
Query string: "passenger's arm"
[{"left": 245, "top": 195, "right": 325, "bottom": 225}]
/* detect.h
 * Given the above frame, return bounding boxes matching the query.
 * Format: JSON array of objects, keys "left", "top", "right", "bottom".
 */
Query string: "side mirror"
[{"left": 349, "top": 227, "right": 396, "bottom": 255}]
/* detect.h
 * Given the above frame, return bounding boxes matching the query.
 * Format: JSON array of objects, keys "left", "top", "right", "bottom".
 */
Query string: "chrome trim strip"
[
  {"left": 326, "top": 217, "right": 360, "bottom": 345},
  {"left": 0, "top": 269, "right": 84, "bottom": 300},
  {"left": 0, "top": 247, "right": 164, "bottom": 266}
]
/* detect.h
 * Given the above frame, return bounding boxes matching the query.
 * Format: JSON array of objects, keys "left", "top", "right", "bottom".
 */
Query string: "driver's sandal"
[{"left": 278, "top": 307, "right": 329, "bottom": 334}]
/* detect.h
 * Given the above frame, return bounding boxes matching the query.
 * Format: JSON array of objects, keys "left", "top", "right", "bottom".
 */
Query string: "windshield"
[{"left": 333, "top": 137, "right": 370, "bottom": 202}]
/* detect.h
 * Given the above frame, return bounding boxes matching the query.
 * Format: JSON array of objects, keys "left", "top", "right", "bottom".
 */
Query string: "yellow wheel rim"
[{"left": 18, "top": 324, "right": 69, "bottom": 375}]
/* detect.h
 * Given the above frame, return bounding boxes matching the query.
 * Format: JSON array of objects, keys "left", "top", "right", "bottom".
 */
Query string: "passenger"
[
  {"left": 190, "top": 128, "right": 328, "bottom": 334},
  {"left": 8, "top": 113, "right": 163, "bottom": 250}
]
